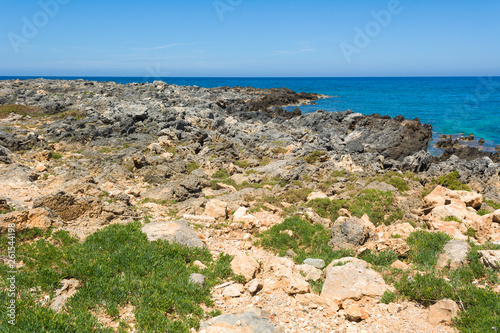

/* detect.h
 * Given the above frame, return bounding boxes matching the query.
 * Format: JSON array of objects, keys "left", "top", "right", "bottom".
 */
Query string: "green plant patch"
[
  {"left": 349, "top": 189, "right": 404, "bottom": 226},
  {"left": 306, "top": 198, "right": 349, "bottom": 223},
  {"left": 303, "top": 151, "right": 326, "bottom": 164},
  {"left": 485, "top": 200, "right": 500, "bottom": 210},
  {"left": 282, "top": 188, "right": 313, "bottom": 204},
  {"left": 0, "top": 222, "right": 235, "bottom": 332},
  {"left": 186, "top": 161, "right": 200, "bottom": 174},
  {"left": 380, "top": 290, "right": 398, "bottom": 304},
  {"left": 437, "top": 171, "right": 470, "bottom": 191},
  {"left": 359, "top": 249, "right": 398, "bottom": 268},
  {"left": 442, "top": 215, "right": 462, "bottom": 222},
  {"left": 255, "top": 216, "right": 354, "bottom": 265},
  {"left": 212, "top": 169, "right": 230, "bottom": 179},
  {"left": 0, "top": 104, "right": 46, "bottom": 119},
  {"left": 406, "top": 230, "right": 451, "bottom": 268}
]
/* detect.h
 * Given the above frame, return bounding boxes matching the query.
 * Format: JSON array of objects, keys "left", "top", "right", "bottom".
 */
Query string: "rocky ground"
[{"left": 1, "top": 79, "right": 499, "bottom": 332}]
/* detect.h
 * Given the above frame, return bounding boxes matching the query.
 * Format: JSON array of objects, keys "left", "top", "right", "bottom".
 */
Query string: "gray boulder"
[
  {"left": 141, "top": 219, "right": 206, "bottom": 248},
  {"left": 328, "top": 217, "right": 373, "bottom": 250},
  {"left": 200, "top": 308, "right": 279, "bottom": 333},
  {"left": 436, "top": 239, "right": 470, "bottom": 270}
]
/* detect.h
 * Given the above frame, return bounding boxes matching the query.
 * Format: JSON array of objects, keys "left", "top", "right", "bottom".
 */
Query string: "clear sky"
[{"left": 1, "top": 0, "right": 499, "bottom": 77}]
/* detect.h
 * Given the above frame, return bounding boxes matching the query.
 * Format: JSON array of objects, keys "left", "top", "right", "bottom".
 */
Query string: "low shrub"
[
  {"left": 255, "top": 216, "right": 354, "bottom": 265},
  {"left": 437, "top": 171, "right": 470, "bottom": 191},
  {"left": 406, "top": 230, "right": 451, "bottom": 268},
  {"left": 304, "top": 151, "right": 326, "bottom": 164}
]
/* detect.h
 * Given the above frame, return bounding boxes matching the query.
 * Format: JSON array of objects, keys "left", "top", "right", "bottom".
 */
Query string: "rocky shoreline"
[{"left": 1, "top": 79, "right": 499, "bottom": 332}]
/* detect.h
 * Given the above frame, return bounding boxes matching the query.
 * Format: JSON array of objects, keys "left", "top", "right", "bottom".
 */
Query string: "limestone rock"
[
  {"left": 478, "top": 250, "right": 500, "bottom": 270},
  {"left": 222, "top": 285, "right": 242, "bottom": 298},
  {"left": 0, "top": 207, "right": 62, "bottom": 233},
  {"left": 295, "top": 264, "right": 322, "bottom": 282},
  {"left": 200, "top": 308, "right": 278, "bottom": 333},
  {"left": 245, "top": 279, "right": 263, "bottom": 295},
  {"left": 141, "top": 219, "right": 206, "bottom": 248},
  {"left": 33, "top": 191, "right": 98, "bottom": 222},
  {"left": 321, "top": 258, "right": 387, "bottom": 302},
  {"left": 231, "top": 252, "right": 260, "bottom": 282},
  {"left": 189, "top": 273, "right": 206, "bottom": 287},
  {"left": 345, "top": 304, "right": 370, "bottom": 322},
  {"left": 204, "top": 199, "right": 227, "bottom": 220},
  {"left": 307, "top": 191, "right": 327, "bottom": 202},
  {"left": 50, "top": 279, "right": 80, "bottom": 313},
  {"left": 428, "top": 299, "right": 459, "bottom": 326},
  {"left": 329, "top": 217, "right": 374, "bottom": 250},
  {"left": 436, "top": 239, "right": 470, "bottom": 270}
]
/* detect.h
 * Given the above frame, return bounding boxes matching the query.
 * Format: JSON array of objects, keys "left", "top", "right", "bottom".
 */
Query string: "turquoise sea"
[{"left": 2, "top": 76, "right": 499, "bottom": 154}]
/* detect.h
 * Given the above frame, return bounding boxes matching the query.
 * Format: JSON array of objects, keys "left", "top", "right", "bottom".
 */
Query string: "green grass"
[
  {"left": 212, "top": 169, "right": 230, "bottom": 179},
  {"left": 485, "top": 200, "right": 500, "bottom": 210},
  {"left": 476, "top": 209, "right": 490, "bottom": 216},
  {"left": 406, "top": 230, "right": 451, "bottom": 268},
  {"left": 437, "top": 171, "right": 471, "bottom": 191},
  {"left": 443, "top": 215, "right": 462, "bottom": 222},
  {"left": 306, "top": 190, "right": 404, "bottom": 226},
  {"left": 359, "top": 249, "right": 399, "bottom": 268},
  {"left": 233, "top": 160, "right": 249, "bottom": 169},
  {"left": 0, "top": 222, "right": 235, "bottom": 332},
  {"left": 369, "top": 172, "right": 410, "bottom": 192},
  {"left": 380, "top": 290, "right": 399, "bottom": 304},
  {"left": 255, "top": 216, "right": 354, "bottom": 265},
  {"left": 282, "top": 188, "right": 313, "bottom": 204},
  {"left": 393, "top": 241, "right": 500, "bottom": 332}
]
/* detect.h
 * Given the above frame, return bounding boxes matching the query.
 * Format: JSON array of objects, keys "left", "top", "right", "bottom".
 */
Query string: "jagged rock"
[
  {"left": 478, "top": 250, "right": 500, "bottom": 269},
  {"left": 141, "top": 219, "right": 206, "bottom": 248},
  {"left": 0, "top": 198, "right": 10, "bottom": 212},
  {"left": 204, "top": 199, "right": 227, "bottom": 220},
  {"left": 231, "top": 252, "right": 260, "bottom": 282},
  {"left": 345, "top": 304, "right": 370, "bottom": 322},
  {"left": 33, "top": 191, "right": 98, "bottom": 222},
  {"left": 295, "top": 264, "right": 322, "bottom": 282},
  {"left": 200, "top": 308, "right": 278, "bottom": 333},
  {"left": 328, "top": 217, "right": 375, "bottom": 251},
  {"left": 428, "top": 299, "right": 459, "bottom": 326},
  {"left": 245, "top": 279, "right": 264, "bottom": 295},
  {"left": 321, "top": 258, "right": 387, "bottom": 302},
  {"left": 50, "top": 279, "right": 81, "bottom": 313},
  {"left": 0, "top": 207, "right": 62, "bottom": 233},
  {"left": 222, "top": 285, "right": 242, "bottom": 298},
  {"left": 436, "top": 239, "right": 470, "bottom": 270}
]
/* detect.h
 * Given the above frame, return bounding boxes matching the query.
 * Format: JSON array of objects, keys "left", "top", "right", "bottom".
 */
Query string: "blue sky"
[{"left": 1, "top": 0, "right": 499, "bottom": 77}]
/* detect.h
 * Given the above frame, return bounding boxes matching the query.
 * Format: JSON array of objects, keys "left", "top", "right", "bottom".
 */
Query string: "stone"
[
  {"left": 295, "top": 264, "right": 322, "bottom": 282},
  {"left": 303, "top": 258, "right": 325, "bottom": 269},
  {"left": 33, "top": 191, "right": 97, "bottom": 222},
  {"left": 233, "top": 207, "right": 259, "bottom": 225},
  {"left": 200, "top": 308, "right": 278, "bottom": 333},
  {"left": 0, "top": 207, "right": 62, "bottom": 233},
  {"left": 345, "top": 304, "right": 370, "bottom": 322},
  {"left": 222, "top": 285, "right": 242, "bottom": 298},
  {"left": 141, "top": 219, "right": 206, "bottom": 248},
  {"left": 284, "top": 274, "right": 311, "bottom": 295},
  {"left": 189, "top": 273, "right": 206, "bottom": 287},
  {"left": 456, "top": 190, "right": 483, "bottom": 209},
  {"left": 428, "top": 299, "right": 459, "bottom": 326},
  {"left": 321, "top": 258, "right": 387, "bottom": 301},
  {"left": 307, "top": 191, "right": 327, "bottom": 201},
  {"left": 493, "top": 209, "right": 500, "bottom": 223},
  {"left": 231, "top": 252, "right": 260, "bottom": 282},
  {"left": 193, "top": 260, "right": 208, "bottom": 270},
  {"left": 204, "top": 199, "right": 227, "bottom": 220},
  {"left": 295, "top": 293, "right": 339, "bottom": 311},
  {"left": 436, "top": 239, "right": 470, "bottom": 270},
  {"left": 478, "top": 250, "right": 500, "bottom": 270},
  {"left": 36, "top": 163, "right": 47, "bottom": 172},
  {"left": 0, "top": 198, "right": 10, "bottom": 212},
  {"left": 328, "top": 217, "right": 373, "bottom": 250},
  {"left": 50, "top": 279, "right": 80, "bottom": 313},
  {"left": 245, "top": 279, "right": 263, "bottom": 295},
  {"left": 390, "top": 260, "right": 410, "bottom": 270},
  {"left": 32, "top": 150, "right": 52, "bottom": 162}
]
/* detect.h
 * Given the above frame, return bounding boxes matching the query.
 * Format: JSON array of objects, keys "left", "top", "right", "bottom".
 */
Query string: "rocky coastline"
[{"left": 1, "top": 79, "right": 499, "bottom": 332}]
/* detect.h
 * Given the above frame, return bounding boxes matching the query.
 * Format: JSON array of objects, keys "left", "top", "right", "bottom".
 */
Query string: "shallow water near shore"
[{"left": 2, "top": 76, "right": 499, "bottom": 154}]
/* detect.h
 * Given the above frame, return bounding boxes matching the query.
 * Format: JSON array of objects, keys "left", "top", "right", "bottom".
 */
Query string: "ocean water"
[{"left": 2, "top": 76, "right": 499, "bottom": 154}]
